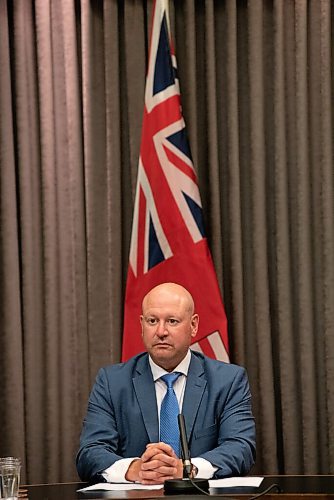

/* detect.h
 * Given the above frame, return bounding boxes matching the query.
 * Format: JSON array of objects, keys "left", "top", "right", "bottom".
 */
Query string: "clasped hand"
[{"left": 125, "top": 442, "right": 183, "bottom": 484}]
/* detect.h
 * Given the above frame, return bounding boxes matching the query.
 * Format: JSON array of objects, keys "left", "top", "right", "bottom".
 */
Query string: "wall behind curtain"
[{"left": 0, "top": 0, "right": 333, "bottom": 483}]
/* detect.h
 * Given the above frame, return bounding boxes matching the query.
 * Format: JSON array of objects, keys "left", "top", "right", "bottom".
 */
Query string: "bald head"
[
  {"left": 140, "top": 282, "right": 199, "bottom": 371},
  {"left": 142, "top": 282, "right": 195, "bottom": 316}
]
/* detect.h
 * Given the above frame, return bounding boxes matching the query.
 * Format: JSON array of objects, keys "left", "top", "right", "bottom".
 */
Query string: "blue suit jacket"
[{"left": 76, "top": 351, "right": 256, "bottom": 481}]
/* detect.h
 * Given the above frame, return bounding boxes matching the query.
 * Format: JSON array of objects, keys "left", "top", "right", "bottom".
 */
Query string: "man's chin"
[
  {"left": 149, "top": 345, "right": 175, "bottom": 364},
  {"left": 151, "top": 345, "right": 173, "bottom": 359},
  {"left": 149, "top": 347, "right": 186, "bottom": 371}
]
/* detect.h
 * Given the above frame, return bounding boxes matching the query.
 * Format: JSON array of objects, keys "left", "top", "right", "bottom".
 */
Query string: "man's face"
[{"left": 140, "top": 284, "right": 199, "bottom": 371}]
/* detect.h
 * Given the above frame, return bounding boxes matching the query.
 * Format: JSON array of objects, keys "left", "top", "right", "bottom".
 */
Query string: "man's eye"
[
  {"left": 146, "top": 318, "right": 158, "bottom": 325},
  {"left": 168, "top": 319, "right": 179, "bottom": 325}
]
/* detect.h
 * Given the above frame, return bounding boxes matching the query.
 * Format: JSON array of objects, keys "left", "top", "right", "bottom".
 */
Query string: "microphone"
[
  {"left": 178, "top": 414, "right": 193, "bottom": 477},
  {"left": 163, "top": 414, "right": 209, "bottom": 495}
]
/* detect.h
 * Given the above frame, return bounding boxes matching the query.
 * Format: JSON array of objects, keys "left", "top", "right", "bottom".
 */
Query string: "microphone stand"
[{"left": 164, "top": 415, "right": 210, "bottom": 495}]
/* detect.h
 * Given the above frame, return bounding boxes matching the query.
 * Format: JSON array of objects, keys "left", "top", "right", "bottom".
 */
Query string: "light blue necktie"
[{"left": 160, "top": 372, "right": 182, "bottom": 456}]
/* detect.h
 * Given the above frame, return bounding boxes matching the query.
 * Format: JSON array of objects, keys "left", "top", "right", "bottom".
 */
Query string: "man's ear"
[
  {"left": 140, "top": 315, "right": 144, "bottom": 336},
  {"left": 191, "top": 314, "right": 199, "bottom": 338}
]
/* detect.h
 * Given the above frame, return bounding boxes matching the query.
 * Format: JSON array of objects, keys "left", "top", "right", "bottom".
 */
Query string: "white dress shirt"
[{"left": 102, "top": 350, "right": 217, "bottom": 482}]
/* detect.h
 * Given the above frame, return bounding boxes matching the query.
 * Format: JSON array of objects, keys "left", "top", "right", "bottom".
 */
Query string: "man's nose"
[{"left": 156, "top": 320, "right": 167, "bottom": 336}]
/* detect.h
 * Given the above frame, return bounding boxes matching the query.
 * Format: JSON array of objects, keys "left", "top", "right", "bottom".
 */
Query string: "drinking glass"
[{"left": 0, "top": 458, "right": 21, "bottom": 500}]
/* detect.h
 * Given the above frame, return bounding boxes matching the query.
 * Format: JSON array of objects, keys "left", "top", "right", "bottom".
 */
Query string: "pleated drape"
[{"left": 0, "top": 0, "right": 333, "bottom": 483}]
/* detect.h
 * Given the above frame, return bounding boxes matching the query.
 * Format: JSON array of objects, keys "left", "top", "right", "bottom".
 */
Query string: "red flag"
[{"left": 122, "top": 0, "right": 229, "bottom": 362}]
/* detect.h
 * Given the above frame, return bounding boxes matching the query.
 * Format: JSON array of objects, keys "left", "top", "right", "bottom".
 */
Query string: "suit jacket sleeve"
[
  {"left": 195, "top": 365, "right": 256, "bottom": 478},
  {"left": 76, "top": 367, "right": 125, "bottom": 482}
]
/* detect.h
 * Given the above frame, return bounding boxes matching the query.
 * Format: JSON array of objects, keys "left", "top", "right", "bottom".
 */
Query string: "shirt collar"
[{"left": 149, "top": 349, "right": 191, "bottom": 382}]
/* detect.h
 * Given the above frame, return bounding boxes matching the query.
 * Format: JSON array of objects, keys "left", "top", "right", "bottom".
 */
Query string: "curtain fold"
[
  {"left": 0, "top": 0, "right": 26, "bottom": 474},
  {"left": 0, "top": 0, "right": 333, "bottom": 482}
]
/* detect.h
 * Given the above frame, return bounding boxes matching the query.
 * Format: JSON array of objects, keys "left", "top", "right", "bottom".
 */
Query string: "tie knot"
[{"left": 160, "top": 372, "right": 181, "bottom": 388}]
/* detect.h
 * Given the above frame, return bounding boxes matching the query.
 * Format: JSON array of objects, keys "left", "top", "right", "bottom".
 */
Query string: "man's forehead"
[
  {"left": 143, "top": 298, "right": 185, "bottom": 312},
  {"left": 143, "top": 292, "right": 187, "bottom": 309},
  {"left": 143, "top": 306, "right": 184, "bottom": 316}
]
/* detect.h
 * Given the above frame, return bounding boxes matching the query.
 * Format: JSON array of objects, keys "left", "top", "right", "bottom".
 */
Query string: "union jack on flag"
[{"left": 122, "top": 0, "right": 229, "bottom": 362}]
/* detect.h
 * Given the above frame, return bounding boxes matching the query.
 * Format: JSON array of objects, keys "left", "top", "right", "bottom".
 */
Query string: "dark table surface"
[{"left": 22, "top": 475, "right": 334, "bottom": 500}]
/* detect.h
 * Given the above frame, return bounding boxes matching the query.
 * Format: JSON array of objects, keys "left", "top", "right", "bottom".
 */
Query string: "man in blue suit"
[{"left": 76, "top": 282, "right": 255, "bottom": 484}]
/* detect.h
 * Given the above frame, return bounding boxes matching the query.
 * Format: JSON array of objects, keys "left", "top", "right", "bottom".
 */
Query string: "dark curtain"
[{"left": 0, "top": 0, "right": 333, "bottom": 483}]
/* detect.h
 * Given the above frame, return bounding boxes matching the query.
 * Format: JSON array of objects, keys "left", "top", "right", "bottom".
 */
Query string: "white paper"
[
  {"left": 78, "top": 483, "right": 163, "bottom": 491},
  {"left": 78, "top": 476, "right": 263, "bottom": 492},
  {"left": 209, "top": 476, "right": 264, "bottom": 488}
]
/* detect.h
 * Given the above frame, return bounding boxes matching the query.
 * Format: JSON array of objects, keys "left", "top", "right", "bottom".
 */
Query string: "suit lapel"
[
  {"left": 133, "top": 355, "right": 159, "bottom": 443},
  {"left": 182, "top": 353, "right": 207, "bottom": 440}
]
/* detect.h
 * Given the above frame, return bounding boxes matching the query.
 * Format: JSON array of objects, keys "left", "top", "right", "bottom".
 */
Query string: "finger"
[
  {"left": 139, "top": 469, "right": 175, "bottom": 482},
  {"left": 142, "top": 452, "right": 177, "bottom": 466},
  {"left": 141, "top": 457, "right": 177, "bottom": 470},
  {"left": 141, "top": 447, "right": 161, "bottom": 462},
  {"left": 146, "top": 442, "right": 175, "bottom": 455},
  {"left": 142, "top": 444, "right": 175, "bottom": 461},
  {"left": 146, "top": 465, "right": 177, "bottom": 476}
]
